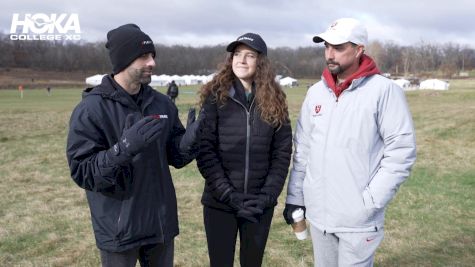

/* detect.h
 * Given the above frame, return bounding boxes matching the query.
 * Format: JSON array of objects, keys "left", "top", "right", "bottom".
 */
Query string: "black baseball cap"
[{"left": 226, "top": 32, "right": 267, "bottom": 56}]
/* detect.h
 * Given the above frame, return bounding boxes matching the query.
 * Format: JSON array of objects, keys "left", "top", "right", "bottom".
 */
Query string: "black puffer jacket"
[
  {"left": 197, "top": 81, "right": 292, "bottom": 211},
  {"left": 66, "top": 75, "right": 193, "bottom": 252}
]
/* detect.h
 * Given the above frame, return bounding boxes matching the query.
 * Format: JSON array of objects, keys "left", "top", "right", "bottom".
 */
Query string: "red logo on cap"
[{"left": 315, "top": 105, "right": 321, "bottom": 114}]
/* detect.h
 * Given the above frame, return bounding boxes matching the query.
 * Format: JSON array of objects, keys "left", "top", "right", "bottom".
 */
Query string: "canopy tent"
[
  {"left": 85, "top": 74, "right": 106, "bottom": 86},
  {"left": 153, "top": 74, "right": 215, "bottom": 86},
  {"left": 419, "top": 79, "right": 449, "bottom": 90},
  {"left": 85, "top": 73, "right": 216, "bottom": 87},
  {"left": 170, "top": 75, "right": 187, "bottom": 86},
  {"left": 279, "top": 76, "right": 298, "bottom": 87},
  {"left": 151, "top": 74, "right": 172, "bottom": 87},
  {"left": 393, "top": 78, "right": 411, "bottom": 90}
]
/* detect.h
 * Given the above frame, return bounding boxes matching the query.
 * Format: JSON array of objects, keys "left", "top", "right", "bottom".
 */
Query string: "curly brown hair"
[{"left": 199, "top": 53, "right": 289, "bottom": 128}]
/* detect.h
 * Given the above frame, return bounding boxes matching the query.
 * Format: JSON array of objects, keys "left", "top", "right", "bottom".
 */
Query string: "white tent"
[
  {"left": 203, "top": 74, "right": 215, "bottom": 84},
  {"left": 393, "top": 78, "right": 411, "bottom": 90},
  {"left": 150, "top": 74, "right": 217, "bottom": 86},
  {"left": 151, "top": 74, "right": 172, "bottom": 86},
  {"left": 279, "top": 76, "right": 298, "bottom": 87},
  {"left": 86, "top": 73, "right": 216, "bottom": 87},
  {"left": 170, "top": 75, "right": 186, "bottom": 86},
  {"left": 85, "top": 74, "right": 106, "bottom": 86},
  {"left": 182, "top": 75, "right": 203, "bottom": 85},
  {"left": 419, "top": 79, "right": 449, "bottom": 90}
]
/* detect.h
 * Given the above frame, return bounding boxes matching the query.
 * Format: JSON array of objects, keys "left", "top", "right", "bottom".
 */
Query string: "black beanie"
[{"left": 106, "top": 24, "right": 156, "bottom": 74}]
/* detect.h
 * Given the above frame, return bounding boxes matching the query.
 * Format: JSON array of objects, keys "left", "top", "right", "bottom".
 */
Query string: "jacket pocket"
[
  {"left": 362, "top": 187, "right": 379, "bottom": 222},
  {"left": 327, "top": 148, "right": 374, "bottom": 227},
  {"left": 115, "top": 197, "right": 160, "bottom": 244}
]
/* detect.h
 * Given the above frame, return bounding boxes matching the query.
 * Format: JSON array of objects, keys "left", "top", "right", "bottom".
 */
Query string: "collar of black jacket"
[
  {"left": 230, "top": 79, "right": 256, "bottom": 108},
  {"left": 83, "top": 74, "right": 153, "bottom": 108}
]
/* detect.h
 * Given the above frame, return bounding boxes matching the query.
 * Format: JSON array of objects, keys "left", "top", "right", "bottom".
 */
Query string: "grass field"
[{"left": 0, "top": 79, "right": 474, "bottom": 266}]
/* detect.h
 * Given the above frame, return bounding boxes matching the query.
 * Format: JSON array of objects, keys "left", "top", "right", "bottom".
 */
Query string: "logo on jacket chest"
[
  {"left": 151, "top": 114, "right": 168, "bottom": 119},
  {"left": 313, "top": 104, "right": 323, "bottom": 116}
]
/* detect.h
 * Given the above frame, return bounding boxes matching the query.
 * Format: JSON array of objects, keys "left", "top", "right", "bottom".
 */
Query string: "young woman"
[{"left": 196, "top": 33, "right": 292, "bottom": 267}]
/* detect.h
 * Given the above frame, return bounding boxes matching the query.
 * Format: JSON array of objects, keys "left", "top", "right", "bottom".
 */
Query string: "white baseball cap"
[{"left": 313, "top": 18, "right": 368, "bottom": 46}]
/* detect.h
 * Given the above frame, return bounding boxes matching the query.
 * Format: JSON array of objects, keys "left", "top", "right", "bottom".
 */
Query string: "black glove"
[
  {"left": 228, "top": 192, "right": 263, "bottom": 223},
  {"left": 283, "top": 203, "right": 306, "bottom": 225},
  {"left": 179, "top": 107, "right": 206, "bottom": 153},
  {"left": 243, "top": 194, "right": 275, "bottom": 211},
  {"left": 186, "top": 107, "right": 197, "bottom": 127},
  {"left": 107, "top": 115, "right": 165, "bottom": 165},
  {"left": 228, "top": 192, "right": 257, "bottom": 210},
  {"left": 236, "top": 209, "right": 259, "bottom": 223}
]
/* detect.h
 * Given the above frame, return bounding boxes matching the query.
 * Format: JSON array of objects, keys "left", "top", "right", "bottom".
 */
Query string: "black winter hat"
[
  {"left": 226, "top": 32, "right": 267, "bottom": 56},
  {"left": 106, "top": 24, "right": 156, "bottom": 74}
]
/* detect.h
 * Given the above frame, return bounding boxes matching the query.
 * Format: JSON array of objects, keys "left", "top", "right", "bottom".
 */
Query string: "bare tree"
[{"left": 0, "top": 34, "right": 473, "bottom": 79}]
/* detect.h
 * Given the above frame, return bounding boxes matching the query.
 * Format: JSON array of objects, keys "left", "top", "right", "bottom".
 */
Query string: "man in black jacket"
[
  {"left": 66, "top": 24, "right": 200, "bottom": 267},
  {"left": 166, "top": 80, "right": 179, "bottom": 103}
]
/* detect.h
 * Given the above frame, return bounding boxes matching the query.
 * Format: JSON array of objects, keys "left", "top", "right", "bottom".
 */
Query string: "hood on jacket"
[{"left": 322, "top": 54, "right": 380, "bottom": 98}]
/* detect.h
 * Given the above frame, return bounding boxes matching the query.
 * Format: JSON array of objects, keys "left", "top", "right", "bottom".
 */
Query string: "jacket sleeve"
[
  {"left": 196, "top": 96, "right": 234, "bottom": 201},
  {"left": 285, "top": 94, "right": 312, "bottom": 206},
  {"left": 260, "top": 121, "right": 292, "bottom": 202},
  {"left": 166, "top": 103, "right": 195, "bottom": 169},
  {"left": 364, "top": 83, "right": 417, "bottom": 209},
  {"left": 66, "top": 102, "right": 127, "bottom": 192}
]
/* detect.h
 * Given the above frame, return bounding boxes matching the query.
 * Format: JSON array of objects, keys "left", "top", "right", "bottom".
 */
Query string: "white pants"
[{"left": 310, "top": 224, "right": 384, "bottom": 267}]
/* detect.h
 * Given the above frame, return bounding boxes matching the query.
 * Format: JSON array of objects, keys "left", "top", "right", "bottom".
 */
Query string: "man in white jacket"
[{"left": 283, "top": 18, "right": 416, "bottom": 267}]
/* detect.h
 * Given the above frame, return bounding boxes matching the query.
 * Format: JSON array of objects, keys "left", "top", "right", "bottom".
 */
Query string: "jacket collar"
[
  {"left": 229, "top": 79, "right": 256, "bottom": 108},
  {"left": 83, "top": 74, "right": 156, "bottom": 109}
]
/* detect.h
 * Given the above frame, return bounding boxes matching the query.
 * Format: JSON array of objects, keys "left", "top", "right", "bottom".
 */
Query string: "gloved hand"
[
  {"left": 186, "top": 107, "right": 197, "bottom": 127},
  {"left": 283, "top": 203, "right": 306, "bottom": 225},
  {"left": 236, "top": 209, "right": 259, "bottom": 223},
  {"left": 227, "top": 192, "right": 257, "bottom": 210},
  {"left": 228, "top": 192, "right": 263, "bottom": 223},
  {"left": 179, "top": 107, "right": 206, "bottom": 153},
  {"left": 243, "top": 194, "right": 275, "bottom": 211},
  {"left": 107, "top": 114, "right": 165, "bottom": 165}
]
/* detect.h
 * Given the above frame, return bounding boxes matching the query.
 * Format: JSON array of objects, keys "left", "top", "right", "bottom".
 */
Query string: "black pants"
[
  {"left": 99, "top": 240, "right": 174, "bottom": 267},
  {"left": 203, "top": 206, "right": 274, "bottom": 267}
]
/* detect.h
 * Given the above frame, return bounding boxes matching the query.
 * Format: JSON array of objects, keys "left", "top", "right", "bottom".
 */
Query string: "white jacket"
[{"left": 286, "top": 74, "right": 416, "bottom": 233}]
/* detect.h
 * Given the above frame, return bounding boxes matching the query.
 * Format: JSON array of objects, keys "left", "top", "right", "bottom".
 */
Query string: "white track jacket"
[{"left": 286, "top": 74, "right": 416, "bottom": 233}]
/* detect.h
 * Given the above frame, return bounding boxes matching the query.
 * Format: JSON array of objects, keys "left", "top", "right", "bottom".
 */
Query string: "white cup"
[{"left": 291, "top": 208, "right": 308, "bottom": 240}]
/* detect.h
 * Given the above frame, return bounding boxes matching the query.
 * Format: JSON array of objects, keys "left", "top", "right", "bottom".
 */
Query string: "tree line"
[{"left": 1, "top": 33, "right": 473, "bottom": 78}]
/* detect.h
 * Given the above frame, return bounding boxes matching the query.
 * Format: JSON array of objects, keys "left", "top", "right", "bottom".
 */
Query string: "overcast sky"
[{"left": 1, "top": 0, "right": 474, "bottom": 48}]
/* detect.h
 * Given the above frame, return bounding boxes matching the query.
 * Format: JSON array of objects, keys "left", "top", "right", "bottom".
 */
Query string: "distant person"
[
  {"left": 66, "top": 24, "right": 202, "bottom": 267},
  {"left": 47, "top": 87, "right": 51, "bottom": 96},
  {"left": 166, "top": 80, "right": 179, "bottom": 103},
  {"left": 18, "top": 84, "right": 24, "bottom": 99},
  {"left": 197, "top": 32, "right": 292, "bottom": 267},
  {"left": 283, "top": 18, "right": 417, "bottom": 267}
]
